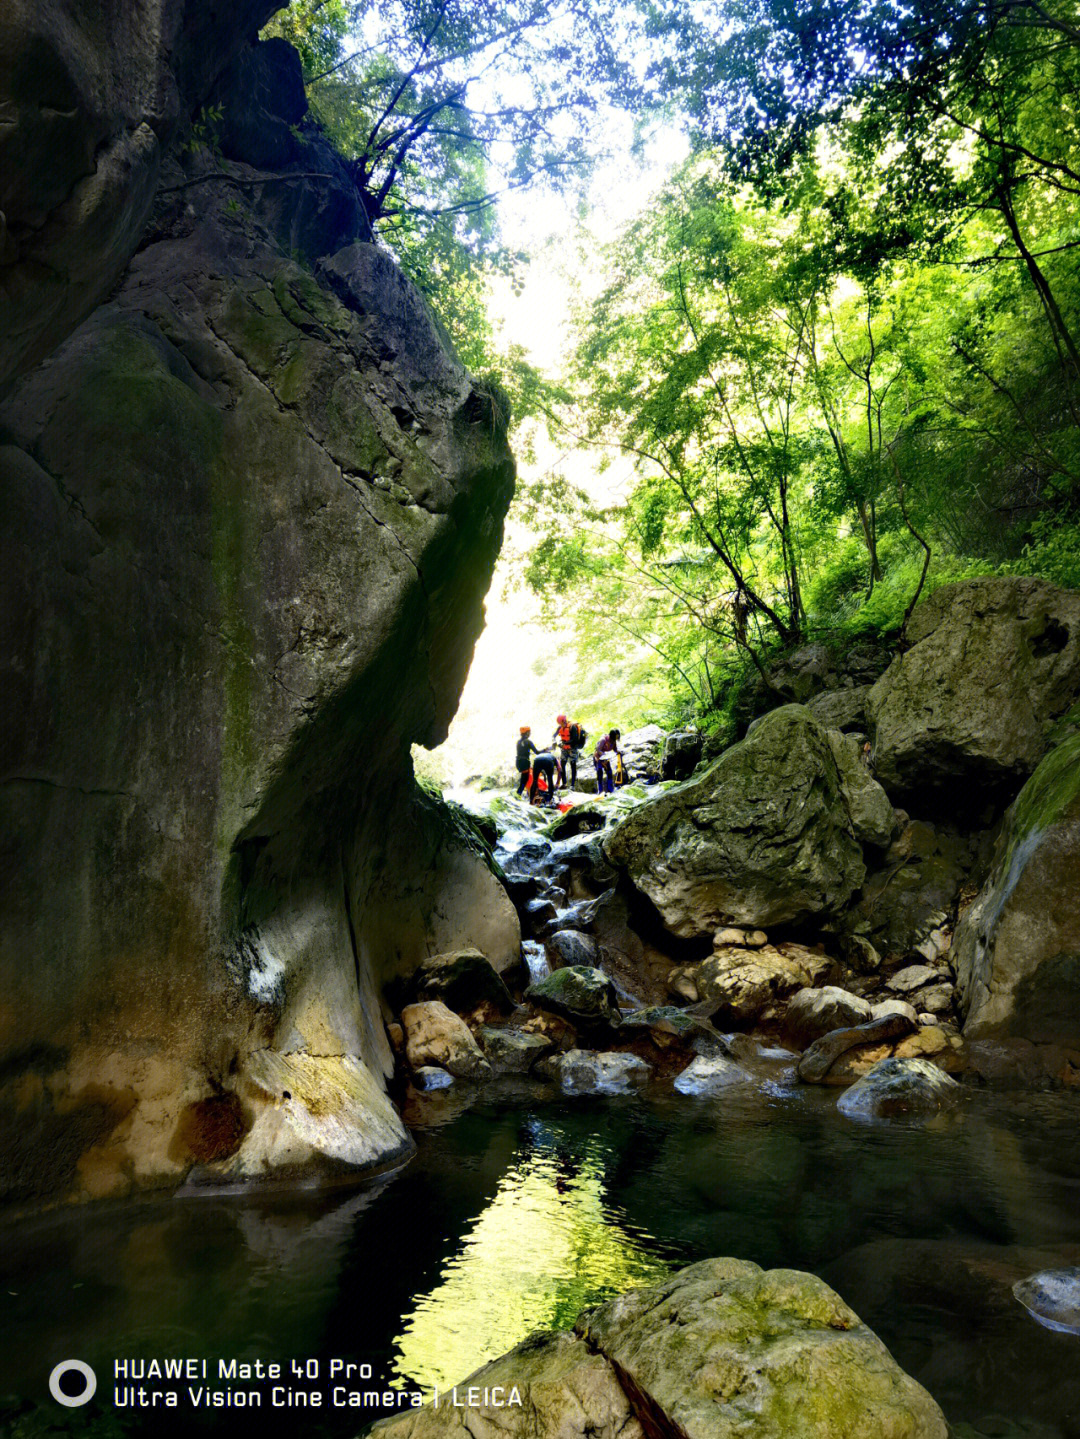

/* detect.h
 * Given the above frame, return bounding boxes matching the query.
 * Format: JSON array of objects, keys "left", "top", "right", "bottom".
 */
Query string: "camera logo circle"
[{"left": 49, "top": 1360, "right": 97, "bottom": 1407}]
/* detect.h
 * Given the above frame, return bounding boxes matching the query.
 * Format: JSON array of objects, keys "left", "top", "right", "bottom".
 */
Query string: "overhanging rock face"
[{"left": 0, "top": 34, "right": 516, "bottom": 1205}]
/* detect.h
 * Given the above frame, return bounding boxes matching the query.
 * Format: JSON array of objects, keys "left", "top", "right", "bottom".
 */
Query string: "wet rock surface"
[
  {"left": 539, "top": 1050, "right": 652, "bottom": 1095},
  {"left": 526, "top": 966, "right": 622, "bottom": 1028},
  {"left": 837, "top": 1057, "right": 961, "bottom": 1118},
  {"left": 401, "top": 1002, "right": 492, "bottom": 1082}
]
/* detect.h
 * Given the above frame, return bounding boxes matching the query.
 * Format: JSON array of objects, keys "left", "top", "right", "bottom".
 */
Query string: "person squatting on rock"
[
  {"left": 516, "top": 726, "right": 538, "bottom": 795},
  {"left": 552, "top": 714, "right": 588, "bottom": 789},
  {"left": 530, "top": 750, "right": 559, "bottom": 805},
  {"left": 593, "top": 728, "right": 623, "bottom": 793}
]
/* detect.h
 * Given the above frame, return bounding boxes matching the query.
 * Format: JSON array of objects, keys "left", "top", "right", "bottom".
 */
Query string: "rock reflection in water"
[{"left": 390, "top": 1127, "right": 672, "bottom": 1391}]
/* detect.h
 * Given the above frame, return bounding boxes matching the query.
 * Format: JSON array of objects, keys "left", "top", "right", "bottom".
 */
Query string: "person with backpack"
[
  {"left": 515, "top": 726, "right": 538, "bottom": 796},
  {"left": 593, "top": 728, "right": 623, "bottom": 794},
  {"left": 552, "top": 714, "right": 587, "bottom": 790}
]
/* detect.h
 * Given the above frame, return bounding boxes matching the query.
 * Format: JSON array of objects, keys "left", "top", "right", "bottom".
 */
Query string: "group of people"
[{"left": 515, "top": 715, "right": 626, "bottom": 804}]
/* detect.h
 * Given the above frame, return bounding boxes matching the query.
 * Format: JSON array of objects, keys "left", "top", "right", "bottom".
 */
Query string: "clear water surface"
[{"left": 1, "top": 1080, "right": 1078, "bottom": 1437}]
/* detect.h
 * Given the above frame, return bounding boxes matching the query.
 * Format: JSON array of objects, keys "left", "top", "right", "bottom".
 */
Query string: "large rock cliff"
[{"left": 0, "top": 31, "right": 517, "bottom": 1205}]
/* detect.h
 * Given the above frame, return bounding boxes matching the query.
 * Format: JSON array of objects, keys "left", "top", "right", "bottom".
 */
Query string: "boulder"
[
  {"left": 620, "top": 1006, "right": 716, "bottom": 1045},
  {"left": 478, "top": 1026, "right": 554, "bottom": 1075},
  {"left": 574, "top": 1258, "right": 948, "bottom": 1439},
  {"left": 713, "top": 926, "right": 768, "bottom": 947},
  {"left": 370, "top": 1329, "right": 642, "bottom": 1439},
  {"left": 526, "top": 966, "right": 621, "bottom": 1028},
  {"left": 692, "top": 945, "right": 834, "bottom": 1027},
  {"left": 541, "top": 1050, "right": 651, "bottom": 1096},
  {"left": 782, "top": 987, "right": 873, "bottom": 1050},
  {"left": 867, "top": 577, "right": 1080, "bottom": 804},
  {"left": 871, "top": 999, "right": 919, "bottom": 1025},
  {"left": 603, "top": 707, "right": 874, "bottom": 937},
  {"left": 807, "top": 686, "right": 872, "bottom": 733},
  {"left": 661, "top": 729, "right": 703, "bottom": 780},
  {"left": 549, "top": 929, "right": 599, "bottom": 968},
  {"left": 888, "top": 964, "right": 940, "bottom": 994},
  {"left": 407, "top": 949, "right": 513, "bottom": 1014},
  {"left": 954, "top": 733, "right": 1080, "bottom": 1044},
  {"left": 798, "top": 1013, "right": 918, "bottom": 1083},
  {"left": 401, "top": 1002, "right": 492, "bottom": 1081},
  {"left": 836, "top": 1057, "right": 960, "bottom": 1118},
  {"left": 844, "top": 820, "right": 976, "bottom": 957},
  {"left": 619, "top": 723, "right": 666, "bottom": 781},
  {"left": 412, "top": 1066, "right": 454, "bottom": 1092},
  {"left": 826, "top": 731, "right": 896, "bottom": 847},
  {"left": 673, "top": 1055, "right": 753, "bottom": 1094}
]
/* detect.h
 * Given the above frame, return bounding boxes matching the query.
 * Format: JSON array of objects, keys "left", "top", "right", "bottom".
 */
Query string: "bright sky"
[{"left": 415, "top": 117, "right": 689, "bottom": 786}]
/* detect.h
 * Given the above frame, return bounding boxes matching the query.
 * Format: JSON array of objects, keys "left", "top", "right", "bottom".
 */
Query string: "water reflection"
[{"left": 391, "top": 1126, "right": 672, "bottom": 1390}]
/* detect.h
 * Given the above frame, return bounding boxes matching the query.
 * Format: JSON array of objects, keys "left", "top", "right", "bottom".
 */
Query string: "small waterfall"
[{"left": 522, "top": 940, "right": 550, "bottom": 984}]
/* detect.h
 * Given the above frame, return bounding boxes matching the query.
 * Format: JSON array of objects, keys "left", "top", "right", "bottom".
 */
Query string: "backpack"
[{"left": 569, "top": 722, "right": 587, "bottom": 748}]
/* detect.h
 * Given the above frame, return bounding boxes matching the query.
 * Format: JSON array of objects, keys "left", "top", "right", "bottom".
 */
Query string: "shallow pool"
[{"left": 2, "top": 1079, "right": 1078, "bottom": 1437}]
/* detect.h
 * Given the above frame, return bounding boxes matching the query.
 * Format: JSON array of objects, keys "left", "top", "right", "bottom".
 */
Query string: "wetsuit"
[{"left": 516, "top": 735, "right": 538, "bottom": 795}]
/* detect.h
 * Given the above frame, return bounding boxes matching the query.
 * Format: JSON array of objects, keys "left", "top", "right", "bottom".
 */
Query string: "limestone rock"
[
  {"left": 807, "top": 685, "right": 873, "bottom": 733},
  {"left": 549, "top": 929, "right": 599, "bottom": 968},
  {"left": 827, "top": 730, "right": 896, "bottom": 847},
  {"left": 401, "top": 1002, "right": 492, "bottom": 1081},
  {"left": 225, "top": 1050, "right": 413, "bottom": 1179},
  {"left": 478, "top": 1027, "right": 553, "bottom": 1075},
  {"left": 867, "top": 577, "right": 1080, "bottom": 804},
  {"left": 603, "top": 706, "right": 870, "bottom": 937},
  {"left": 371, "top": 1330, "right": 643, "bottom": 1439},
  {"left": 619, "top": 1007, "right": 716, "bottom": 1044},
  {"left": 408, "top": 949, "right": 514, "bottom": 1015},
  {"left": 692, "top": 945, "right": 834, "bottom": 1027},
  {"left": 888, "top": 964, "right": 940, "bottom": 994},
  {"left": 412, "top": 1066, "right": 454, "bottom": 1091},
  {"left": 673, "top": 1055, "right": 753, "bottom": 1094},
  {"left": 837, "top": 1057, "right": 960, "bottom": 1118},
  {"left": 846, "top": 820, "right": 975, "bottom": 957},
  {"left": 526, "top": 966, "right": 621, "bottom": 1028},
  {"left": 713, "top": 926, "right": 768, "bottom": 947},
  {"left": 954, "top": 733, "right": 1080, "bottom": 1044},
  {"left": 798, "top": 1014, "right": 917, "bottom": 1083},
  {"left": 782, "top": 987, "right": 873, "bottom": 1050},
  {"left": 620, "top": 723, "right": 666, "bottom": 781},
  {"left": 541, "top": 1050, "right": 651, "bottom": 1096},
  {"left": 661, "top": 729, "right": 703, "bottom": 780},
  {"left": 575, "top": 1257, "right": 948, "bottom": 1439},
  {"left": 871, "top": 999, "right": 919, "bottom": 1025},
  {"left": 0, "top": 27, "right": 514, "bottom": 1203},
  {"left": 1013, "top": 1268, "right": 1080, "bottom": 1334}
]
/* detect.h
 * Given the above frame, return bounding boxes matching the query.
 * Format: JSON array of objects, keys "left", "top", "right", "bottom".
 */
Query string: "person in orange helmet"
[
  {"left": 515, "top": 725, "right": 538, "bottom": 795},
  {"left": 552, "top": 713, "right": 572, "bottom": 788}
]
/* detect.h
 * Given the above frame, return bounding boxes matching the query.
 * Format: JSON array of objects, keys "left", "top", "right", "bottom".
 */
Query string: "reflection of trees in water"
[{"left": 390, "top": 1118, "right": 674, "bottom": 1393}]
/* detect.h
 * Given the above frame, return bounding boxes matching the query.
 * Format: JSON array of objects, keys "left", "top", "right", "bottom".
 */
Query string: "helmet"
[
  {"left": 520, "top": 725, "right": 530, "bottom": 734},
  {"left": 557, "top": 713, "right": 567, "bottom": 723}
]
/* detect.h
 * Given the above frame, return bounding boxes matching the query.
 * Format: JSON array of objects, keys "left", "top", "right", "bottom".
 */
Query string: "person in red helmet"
[{"left": 515, "top": 725, "right": 538, "bottom": 795}]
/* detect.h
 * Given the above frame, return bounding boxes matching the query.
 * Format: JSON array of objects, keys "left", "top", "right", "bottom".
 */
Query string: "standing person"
[
  {"left": 552, "top": 714, "right": 572, "bottom": 788},
  {"left": 593, "top": 729, "right": 622, "bottom": 794},
  {"left": 565, "top": 718, "right": 587, "bottom": 789},
  {"left": 516, "top": 726, "right": 538, "bottom": 796},
  {"left": 530, "top": 750, "right": 559, "bottom": 806}
]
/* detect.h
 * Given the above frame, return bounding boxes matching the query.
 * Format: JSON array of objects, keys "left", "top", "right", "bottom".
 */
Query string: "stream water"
[{"left": 2, "top": 1080, "right": 1078, "bottom": 1438}]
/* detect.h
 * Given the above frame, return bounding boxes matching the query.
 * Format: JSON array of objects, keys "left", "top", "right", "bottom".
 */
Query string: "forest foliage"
[{"left": 268, "top": 0, "right": 1080, "bottom": 732}]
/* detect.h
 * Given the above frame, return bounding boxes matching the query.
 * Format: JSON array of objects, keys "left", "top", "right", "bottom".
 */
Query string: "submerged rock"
[
  {"left": 526, "top": 966, "right": 621, "bottom": 1027},
  {"left": 603, "top": 707, "right": 878, "bottom": 937},
  {"left": 837, "top": 1057, "right": 960, "bottom": 1118},
  {"left": 540, "top": 1050, "right": 651, "bottom": 1095},
  {"left": 1013, "top": 1268, "right": 1080, "bottom": 1334},
  {"left": 673, "top": 1054, "right": 753, "bottom": 1094},
  {"left": 867, "top": 577, "right": 1080, "bottom": 805},
  {"left": 401, "top": 1002, "right": 492, "bottom": 1081},
  {"left": 954, "top": 732, "right": 1080, "bottom": 1045},
  {"left": 412, "top": 1066, "right": 454, "bottom": 1091}
]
